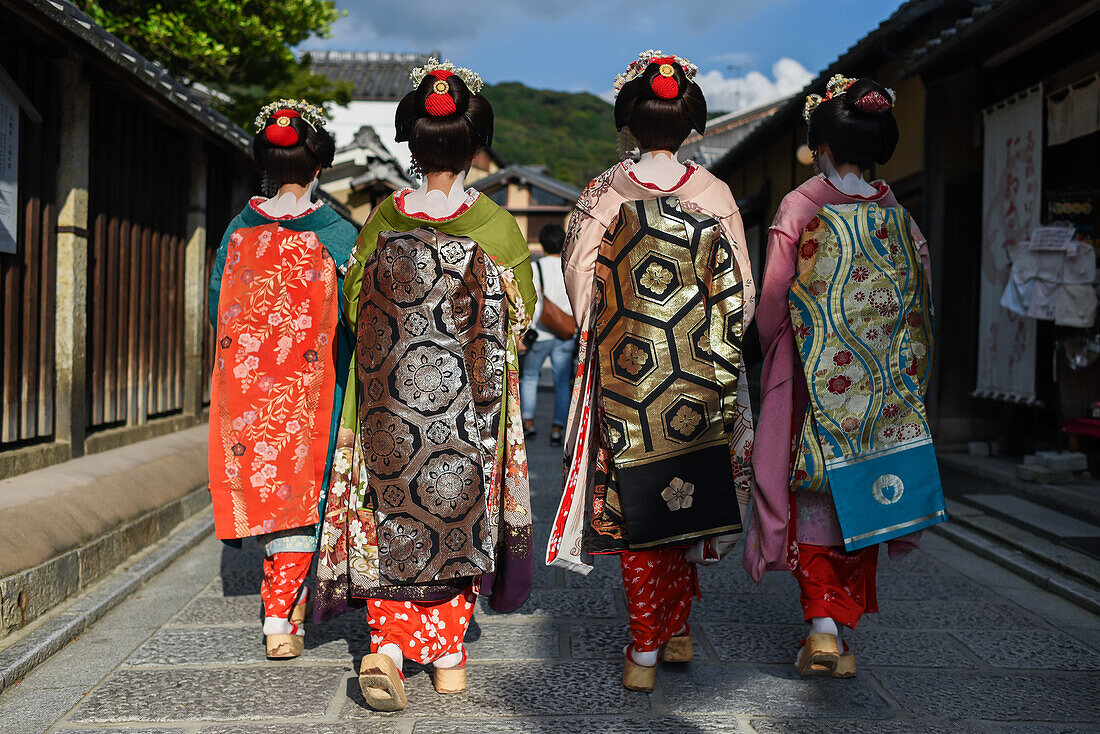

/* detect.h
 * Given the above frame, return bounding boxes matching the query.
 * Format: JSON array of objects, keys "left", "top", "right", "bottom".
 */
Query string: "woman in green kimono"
[{"left": 314, "top": 59, "right": 536, "bottom": 711}]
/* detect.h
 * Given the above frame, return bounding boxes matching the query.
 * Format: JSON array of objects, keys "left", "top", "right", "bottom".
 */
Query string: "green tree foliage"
[
  {"left": 485, "top": 82, "right": 619, "bottom": 189},
  {"left": 75, "top": 0, "right": 351, "bottom": 129}
]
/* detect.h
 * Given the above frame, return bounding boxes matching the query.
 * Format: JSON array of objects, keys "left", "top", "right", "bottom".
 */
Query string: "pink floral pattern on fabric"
[{"left": 209, "top": 224, "right": 338, "bottom": 539}]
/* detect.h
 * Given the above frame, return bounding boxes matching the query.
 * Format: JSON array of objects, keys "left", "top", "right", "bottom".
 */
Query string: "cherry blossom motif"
[
  {"left": 827, "top": 375, "right": 852, "bottom": 395},
  {"left": 800, "top": 239, "right": 819, "bottom": 260},
  {"left": 661, "top": 477, "right": 695, "bottom": 511},
  {"left": 620, "top": 549, "right": 697, "bottom": 652},
  {"left": 833, "top": 350, "right": 854, "bottom": 366},
  {"left": 640, "top": 262, "right": 673, "bottom": 294},
  {"left": 670, "top": 405, "right": 702, "bottom": 435},
  {"left": 617, "top": 343, "right": 650, "bottom": 376},
  {"left": 366, "top": 589, "right": 476, "bottom": 665}
]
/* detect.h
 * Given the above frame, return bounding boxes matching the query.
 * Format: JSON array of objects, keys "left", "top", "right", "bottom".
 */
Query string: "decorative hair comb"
[
  {"left": 254, "top": 98, "right": 326, "bottom": 133},
  {"left": 614, "top": 50, "right": 698, "bottom": 96},
  {"left": 803, "top": 74, "right": 895, "bottom": 121},
  {"left": 410, "top": 57, "right": 483, "bottom": 95}
]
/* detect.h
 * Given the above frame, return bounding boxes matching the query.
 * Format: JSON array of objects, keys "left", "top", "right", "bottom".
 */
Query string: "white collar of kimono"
[
  {"left": 817, "top": 152, "right": 878, "bottom": 198},
  {"left": 630, "top": 150, "right": 688, "bottom": 190},
  {"left": 403, "top": 172, "right": 470, "bottom": 220},
  {"left": 257, "top": 178, "right": 319, "bottom": 218}
]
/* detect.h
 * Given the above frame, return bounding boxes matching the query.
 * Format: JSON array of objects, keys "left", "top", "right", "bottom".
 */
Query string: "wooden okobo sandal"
[
  {"left": 359, "top": 653, "right": 408, "bottom": 711},
  {"left": 265, "top": 634, "right": 303, "bottom": 659},
  {"left": 622, "top": 647, "right": 657, "bottom": 692},
  {"left": 659, "top": 633, "right": 693, "bottom": 663},
  {"left": 432, "top": 649, "right": 468, "bottom": 694},
  {"left": 833, "top": 641, "right": 856, "bottom": 678},
  {"left": 796, "top": 633, "right": 840, "bottom": 676}
]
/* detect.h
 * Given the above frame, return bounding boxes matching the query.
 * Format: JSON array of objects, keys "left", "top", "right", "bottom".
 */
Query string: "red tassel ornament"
[
  {"left": 264, "top": 109, "right": 302, "bottom": 147},
  {"left": 425, "top": 69, "right": 458, "bottom": 117},
  {"left": 650, "top": 57, "right": 680, "bottom": 99}
]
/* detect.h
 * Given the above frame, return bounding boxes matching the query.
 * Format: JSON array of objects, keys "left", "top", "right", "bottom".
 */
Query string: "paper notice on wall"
[
  {"left": 975, "top": 87, "right": 1043, "bottom": 404},
  {"left": 0, "top": 84, "right": 17, "bottom": 254}
]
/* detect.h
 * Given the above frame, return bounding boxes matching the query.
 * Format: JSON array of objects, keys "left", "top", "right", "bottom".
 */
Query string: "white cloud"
[{"left": 695, "top": 57, "right": 813, "bottom": 113}]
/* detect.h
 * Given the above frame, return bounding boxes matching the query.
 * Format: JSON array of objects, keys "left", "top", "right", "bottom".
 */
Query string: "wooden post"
[
  {"left": 182, "top": 137, "right": 208, "bottom": 418},
  {"left": 53, "top": 56, "right": 90, "bottom": 457}
]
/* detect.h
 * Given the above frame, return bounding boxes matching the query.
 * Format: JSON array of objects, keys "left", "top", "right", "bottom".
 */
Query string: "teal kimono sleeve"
[{"left": 207, "top": 214, "right": 248, "bottom": 326}]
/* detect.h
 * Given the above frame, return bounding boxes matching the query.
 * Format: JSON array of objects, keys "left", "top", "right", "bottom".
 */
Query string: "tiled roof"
[
  {"left": 309, "top": 50, "right": 438, "bottom": 101},
  {"left": 905, "top": 1, "right": 1011, "bottom": 72},
  {"left": 710, "top": 0, "right": 973, "bottom": 176},
  {"left": 21, "top": 0, "right": 251, "bottom": 153},
  {"left": 470, "top": 165, "right": 581, "bottom": 202}
]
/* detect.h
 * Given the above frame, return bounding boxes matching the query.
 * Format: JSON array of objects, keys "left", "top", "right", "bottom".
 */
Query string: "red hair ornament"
[
  {"left": 854, "top": 90, "right": 892, "bottom": 115},
  {"left": 650, "top": 57, "right": 680, "bottom": 99},
  {"left": 265, "top": 109, "right": 302, "bottom": 147},
  {"left": 424, "top": 69, "right": 458, "bottom": 117}
]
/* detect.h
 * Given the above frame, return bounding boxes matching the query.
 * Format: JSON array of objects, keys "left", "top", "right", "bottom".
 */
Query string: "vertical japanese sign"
[
  {"left": 975, "top": 87, "right": 1042, "bottom": 403},
  {"left": 0, "top": 83, "right": 17, "bottom": 254}
]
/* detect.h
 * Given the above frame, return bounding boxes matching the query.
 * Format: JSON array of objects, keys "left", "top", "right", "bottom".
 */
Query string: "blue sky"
[{"left": 305, "top": 0, "right": 907, "bottom": 112}]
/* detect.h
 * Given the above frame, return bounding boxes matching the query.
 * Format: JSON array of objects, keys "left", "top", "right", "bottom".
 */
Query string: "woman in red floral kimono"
[
  {"left": 208, "top": 100, "right": 357, "bottom": 659},
  {"left": 550, "top": 51, "right": 756, "bottom": 693},
  {"left": 315, "top": 59, "right": 536, "bottom": 711}
]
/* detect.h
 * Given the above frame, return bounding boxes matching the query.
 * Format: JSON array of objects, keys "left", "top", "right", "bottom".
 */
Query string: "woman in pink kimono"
[
  {"left": 748, "top": 76, "right": 944, "bottom": 678},
  {"left": 548, "top": 51, "right": 757, "bottom": 693}
]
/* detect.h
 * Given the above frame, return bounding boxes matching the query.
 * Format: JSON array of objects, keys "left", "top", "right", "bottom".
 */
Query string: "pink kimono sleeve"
[
  {"left": 744, "top": 222, "right": 803, "bottom": 581},
  {"left": 561, "top": 209, "right": 609, "bottom": 330}
]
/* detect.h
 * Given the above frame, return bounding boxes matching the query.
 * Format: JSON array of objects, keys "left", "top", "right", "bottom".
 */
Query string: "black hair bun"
[
  {"left": 614, "top": 61, "right": 706, "bottom": 151},
  {"left": 394, "top": 71, "right": 494, "bottom": 174},
  {"left": 808, "top": 78, "right": 898, "bottom": 168}
]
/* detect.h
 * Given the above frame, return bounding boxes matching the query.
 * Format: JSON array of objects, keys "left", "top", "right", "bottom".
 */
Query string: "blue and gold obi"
[{"left": 789, "top": 201, "right": 945, "bottom": 550}]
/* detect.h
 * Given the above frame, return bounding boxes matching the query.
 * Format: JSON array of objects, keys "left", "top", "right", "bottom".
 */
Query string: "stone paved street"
[{"left": 1, "top": 394, "right": 1098, "bottom": 733}]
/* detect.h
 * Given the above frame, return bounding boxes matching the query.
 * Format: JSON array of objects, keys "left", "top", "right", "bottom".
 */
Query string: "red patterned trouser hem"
[
  {"left": 366, "top": 588, "right": 477, "bottom": 665},
  {"left": 621, "top": 548, "right": 698, "bottom": 652},
  {"left": 793, "top": 543, "right": 879, "bottom": 629},
  {"left": 261, "top": 552, "right": 312, "bottom": 626}
]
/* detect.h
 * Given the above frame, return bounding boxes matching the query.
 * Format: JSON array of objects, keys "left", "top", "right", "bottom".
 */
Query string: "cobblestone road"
[{"left": 1, "top": 394, "right": 1098, "bottom": 733}]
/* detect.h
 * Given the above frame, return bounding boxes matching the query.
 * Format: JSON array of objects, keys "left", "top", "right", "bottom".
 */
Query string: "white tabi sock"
[
  {"left": 262, "top": 616, "right": 303, "bottom": 637},
  {"left": 625, "top": 644, "right": 657, "bottom": 667},
  {"left": 378, "top": 642, "right": 404, "bottom": 674},
  {"left": 809, "top": 616, "right": 839, "bottom": 644},
  {"left": 433, "top": 648, "right": 464, "bottom": 669}
]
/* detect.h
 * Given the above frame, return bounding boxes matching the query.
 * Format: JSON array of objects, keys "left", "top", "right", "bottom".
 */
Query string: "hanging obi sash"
[
  {"left": 789, "top": 202, "right": 946, "bottom": 551},
  {"left": 356, "top": 227, "right": 507, "bottom": 587},
  {"left": 593, "top": 196, "right": 744, "bottom": 549},
  {"left": 209, "top": 223, "right": 339, "bottom": 540}
]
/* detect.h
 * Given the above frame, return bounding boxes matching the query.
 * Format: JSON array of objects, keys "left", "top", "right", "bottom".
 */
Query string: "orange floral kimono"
[{"left": 209, "top": 222, "right": 339, "bottom": 539}]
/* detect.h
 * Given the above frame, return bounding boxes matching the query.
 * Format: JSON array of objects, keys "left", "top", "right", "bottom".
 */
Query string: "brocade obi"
[
  {"left": 594, "top": 196, "right": 744, "bottom": 549},
  {"left": 789, "top": 202, "right": 945, "bottom": 550},
  {"left": 356, "top": 228, "right": 507, "bottom": 586}
]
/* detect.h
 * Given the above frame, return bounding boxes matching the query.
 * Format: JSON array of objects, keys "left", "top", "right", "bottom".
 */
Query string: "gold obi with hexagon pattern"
[{"left": 593, "top": 196, "right": 744, "bottom": 549}]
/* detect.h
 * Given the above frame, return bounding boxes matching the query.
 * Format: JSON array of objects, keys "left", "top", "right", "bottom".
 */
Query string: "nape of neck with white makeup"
[
  {"left": 818, "top": 155, "right": 878, "bottom": 198},
  {"left": 404, "top": 172, "right": 469, "bottom": 219},
  {"left": 258, "top": 179, "right": 318, "bottom": 219},
  {"left": 631, "top": 150, "right": 687, "bottom": 190}
]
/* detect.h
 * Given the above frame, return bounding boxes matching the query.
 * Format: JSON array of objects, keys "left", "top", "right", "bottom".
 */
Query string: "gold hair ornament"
[
  {"left": 410, "top": 57, "right": 484, "bottom": 95},
  {"left": 254, "top": 98, "right": 327, "bottom": 132},
  {"left": 614, "top": 50, "right": 698, "bottom": 95}
]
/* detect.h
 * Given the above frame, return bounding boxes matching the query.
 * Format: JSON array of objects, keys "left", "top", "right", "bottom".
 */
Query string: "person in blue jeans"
[{"left": 521, "top": 224, "right": 575, "bottom": 446}]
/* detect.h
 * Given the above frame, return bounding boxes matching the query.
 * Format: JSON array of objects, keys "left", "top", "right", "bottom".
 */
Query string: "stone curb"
[
  {"left": 932, "top": 522, "right": 1100, "bottom": 615},
  {"left": 0, "top": 510, "right": 214, "bottom": 694}
]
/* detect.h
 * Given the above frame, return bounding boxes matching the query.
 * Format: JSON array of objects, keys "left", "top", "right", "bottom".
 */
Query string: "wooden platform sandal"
[
  {"left": 833, "top": 641, "right": 856, "bottom": 678},
  {"left": 796, "top": 633, "right": 840, "bottom": 676},
  {"left": 622, "top": 647, "right": 657, "bottom": 693},
  {"left": 359, "top": 653, "right": 408, "bottom": 711},
  {"left": 265, "top": 634, "right": 303, "bottom": 659},
  {"left": 659, "top": 628, "right": 693, "bottom": 663},
  {"left": 432, "top": 650, "right": 468, "bottom": 694}
]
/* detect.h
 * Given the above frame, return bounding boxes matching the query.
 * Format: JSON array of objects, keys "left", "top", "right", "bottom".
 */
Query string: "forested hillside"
[{"left": 485, "top": 82, "right": 618, "bottom": 188}]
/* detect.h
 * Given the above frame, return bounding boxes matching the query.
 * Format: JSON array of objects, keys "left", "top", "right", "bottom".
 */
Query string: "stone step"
[{"left": 936, "top": 499, "right": 1100, "bottom": 614}]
